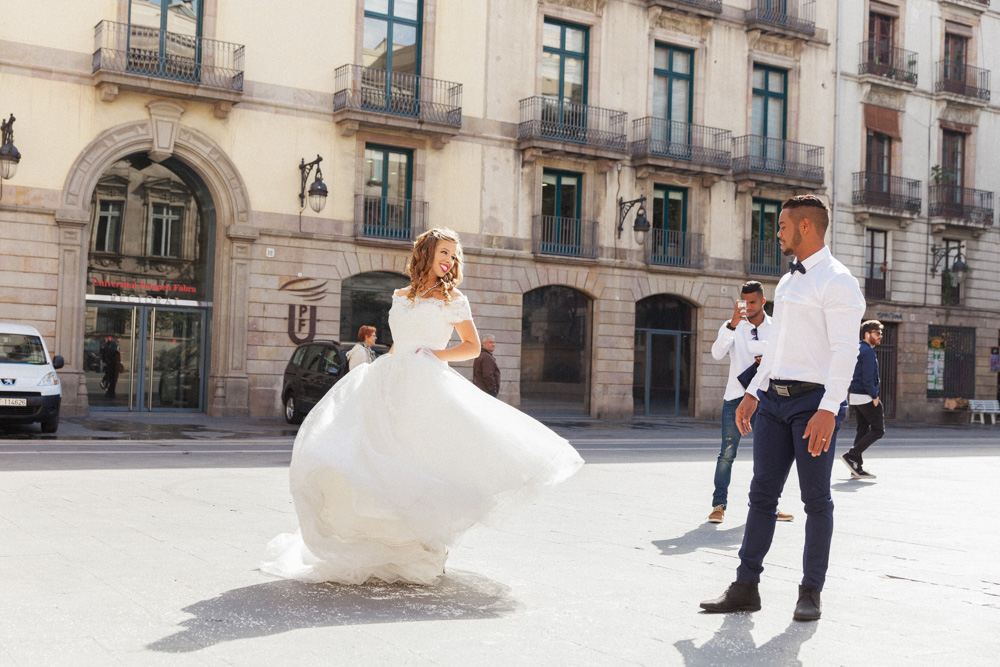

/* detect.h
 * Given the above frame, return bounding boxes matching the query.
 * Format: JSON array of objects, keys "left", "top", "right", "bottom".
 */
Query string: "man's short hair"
[
  {"left": 860, "top": 320, "right": 883, "bottom": 339},
  {"left": 482, "top": 334, "right": 496, "bottom": 342},
  {"left": 741, "top": 280, "right": 764, "bottom": 297},
  {"left": 782, "top": 194, "right": 830, "bottom": 236}
]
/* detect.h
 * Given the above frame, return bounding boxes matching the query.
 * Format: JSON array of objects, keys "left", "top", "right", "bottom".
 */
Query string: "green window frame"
[
  {"left": 541, "top": 169, "right": 583, "bottom": 255},
  {"left": 651, "top": 185, "right": 688, "bottom": 266},
  {"left": 363, "top": 0, "right": 423, "bottom": 75},
  {"left": 653, "top": 44, "right": 693, "bottom": 124},
  {"left": 363, "top": 144, "right": 414, "bottom": 240},
  {"left": 127, "top": 0, "right": 204, "bottom": 81},
  {"left": 751, "top": 198, "right": 783, "bottom": 274},
  {"left": 752, "top": 64, "right": 787, "bottom": 140},
  {"left": 542, "top": 18, "right": 589, "bottom": 107}
]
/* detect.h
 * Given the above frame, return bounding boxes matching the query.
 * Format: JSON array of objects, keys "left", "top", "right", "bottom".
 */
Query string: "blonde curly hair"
[{"left": 405, "top": 228, "right": 464, "bottom": 304}]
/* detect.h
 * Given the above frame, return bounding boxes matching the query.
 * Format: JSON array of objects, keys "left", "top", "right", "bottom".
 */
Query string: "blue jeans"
[
  {"left": 736, "top": 386, "right": 846, "bottom": 591},
  {"left": 713, "top": 398, "right": 744, "bottom": 508}
]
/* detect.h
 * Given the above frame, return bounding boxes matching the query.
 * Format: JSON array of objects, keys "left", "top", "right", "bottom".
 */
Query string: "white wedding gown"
[{"left": 261, "top": 292, "right": 584, "bottom": 585}]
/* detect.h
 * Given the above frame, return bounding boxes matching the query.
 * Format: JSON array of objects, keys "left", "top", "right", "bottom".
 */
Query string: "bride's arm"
[{"left": 428, "top": 318, "right": 480, "bottom": 362}]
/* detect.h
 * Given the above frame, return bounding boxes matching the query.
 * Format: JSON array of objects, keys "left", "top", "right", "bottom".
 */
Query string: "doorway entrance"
[
  {"left": 633, "top": 295, "right": 696, "bottom": 417},
  {"left": 85, "top": 303, "right": 206, "bottom": 411}
]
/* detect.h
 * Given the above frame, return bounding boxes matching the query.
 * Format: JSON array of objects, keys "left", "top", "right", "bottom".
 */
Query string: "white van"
[{"left": 0, "top": 323, "right": 64, "bottom": 433}]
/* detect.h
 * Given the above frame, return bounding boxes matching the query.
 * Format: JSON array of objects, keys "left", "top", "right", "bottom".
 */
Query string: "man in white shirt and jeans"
[
  {"left": 708, "top": 281, "right": 792, "bottom": 524},
  {"left": 701, "top": 195, "right": 865, "bottom": 622}
]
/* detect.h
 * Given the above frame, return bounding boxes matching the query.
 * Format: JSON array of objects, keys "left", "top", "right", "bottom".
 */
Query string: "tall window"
[
  {"left": 865, "top": 229, "right": 887, "bottom": 300},
  {"left": 149, "top": 203, "right": 183, "bottom": 257},
  {"left": 128, "top": 0, "right": 203, "bottom": 80},
  {"left": 542, "top": 19, "right": 588, "bottom": 109},
  {"left": 540, "top": 169, "right": 582, "bottom": 255},
  {"left": 751, "top": 65, "right": 786, "bottom": 140},
  {"left": 941, "top": 238, "right": 963, "bottom": 306},
  {"left": 944, "top": 32, "right": 968, "bottom": 85},
  {"left": 362, "top": 145, "right": 413, "bottom": 240},
  {"left": 363, "top": 0, "right": 421, "bottom": 74},
  {"left": 93, "top": 201, "right": 124, "bottom": 253},
  {"left": 942, "top": 130, "right": 965, "bottom": 189},
  {"left": 868, "top": 11, "right": 895, "bottom": 69},
  {"left": 650, "top": 186, "right": 688, "bottom": 265},
  {"left": 750, "top": 198, "right": 782, "bottom": 274},
  {"left": 653, "top": 45, "right": 692, "bottom": 123},
  {"left": 129, "top": 0, "right": 201, "bottom": 35}
]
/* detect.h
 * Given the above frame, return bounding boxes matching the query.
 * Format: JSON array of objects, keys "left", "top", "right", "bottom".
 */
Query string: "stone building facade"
[
  {"left": 7, "top": 0, "right": 939, "bottom": 423},
  {"left": 834, "top": 0, "right": 1000, "bottom": 421}
]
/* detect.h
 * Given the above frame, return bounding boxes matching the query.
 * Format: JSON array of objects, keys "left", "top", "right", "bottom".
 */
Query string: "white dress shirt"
[
  {"left": 747, "top": 246, "right": 866, "bottom": 414},
  {"left": 712, "top": 314, "right": 772, "bottom": 401}
]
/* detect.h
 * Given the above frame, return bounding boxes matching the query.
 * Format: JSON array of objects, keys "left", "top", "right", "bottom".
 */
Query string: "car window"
[
  {"left": 291, "top": 345, "right": 308, "bottom": 367},
  {"left": 301, "top": 346, "right": 324, "bottom": 372},
  {"left": 321, "top": 346, "right": 342, "bottom": 373},
  {"left": 0, "top": 335, "right": 47, "bottom": 364}
]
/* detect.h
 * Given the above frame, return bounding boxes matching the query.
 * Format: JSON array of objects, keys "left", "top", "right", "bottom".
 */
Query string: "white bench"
[{"left": 969, "top": 400, "right": 1000, "bottom": 425}]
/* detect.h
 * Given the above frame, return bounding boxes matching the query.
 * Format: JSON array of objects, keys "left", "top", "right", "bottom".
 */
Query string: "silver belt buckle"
[{"left": 773, "top": 383, "right": 790, "bottom": 397}]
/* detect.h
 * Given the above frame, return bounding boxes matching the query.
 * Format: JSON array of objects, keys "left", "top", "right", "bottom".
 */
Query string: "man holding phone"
[{"left": 708, "top": 281, "right": 792, "bottom": 524}]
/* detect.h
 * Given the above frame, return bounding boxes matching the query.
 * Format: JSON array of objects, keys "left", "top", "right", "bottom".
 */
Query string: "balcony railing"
[
  {"left": 852, "top": 172, "right": 922, "bottom": 214},
  {"left": 648, "top": 0, "right": 723, "bottom": 14},
  {"left": 928, "top": 185, "right": 994, "bottom": 226},
  {"left": 732, "top": 135, "right": 824, "bottom": 183},
  {"left": 858, "top": 42, "right": 918, "bottom": 86},
  {"left": 744, "top": 238, "right": 784, "bottom": 276},
  {"left": 646, "top": 229, "right": 704, "bottom": 268},
  {"left": 532, "top": 215, "right": 599, "bottom": 259},
  {"left": 92, "top": 20, "right": 245, "bottom": 91},
  {"left": 518, "top": 97, "right": 627, "bottom": 153},
  {"left": 864, "top": 268, "right": 889, "bottom": 301},
  {"left": 354, "top": 194, "right": 427, "bottom": 243},
  {"left": 631, "top": 118, "right": 732, "bottom": 169},
  {"left": 333, "top": 64, "right": 462, "bottom": 126},
  {"left": 745, "top": 0, "right": 816, "bottom": 36},
  {"left": 935, "top": 61, "right": 991, "bottom": 102}
]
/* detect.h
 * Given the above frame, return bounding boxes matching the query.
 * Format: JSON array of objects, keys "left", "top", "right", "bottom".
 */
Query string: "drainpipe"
[{"left": 831, "top": 0, "right": 844, "bottom": 255}]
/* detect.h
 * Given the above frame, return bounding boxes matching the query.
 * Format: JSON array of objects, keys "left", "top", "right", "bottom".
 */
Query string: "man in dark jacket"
[
  {"left": 473, "top": 335, "right": 500, "bottom": 398},
  {"left": 842, "top": 320, "right": 884, "bottom": 479}
]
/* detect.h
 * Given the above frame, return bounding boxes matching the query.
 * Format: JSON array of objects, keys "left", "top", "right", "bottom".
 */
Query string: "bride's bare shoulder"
[
  {"left": 393, "top": 287, "right": 410, "bottom": 297},
  {"left": 448, "top": 288, "right": 465, "bottom": 299}
]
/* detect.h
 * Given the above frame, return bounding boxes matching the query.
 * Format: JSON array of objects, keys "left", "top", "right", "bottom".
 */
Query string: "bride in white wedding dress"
[{"left": 261, "top": 228, "right": 584, "bottom": 585}]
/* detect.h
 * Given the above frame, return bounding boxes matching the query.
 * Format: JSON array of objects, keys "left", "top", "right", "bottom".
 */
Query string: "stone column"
[
  {"left": 590, "top": 289, "right": 636, "bottom": 419},
  {"left": 53, "top": 207, "right": 91, "bottom": 416}
]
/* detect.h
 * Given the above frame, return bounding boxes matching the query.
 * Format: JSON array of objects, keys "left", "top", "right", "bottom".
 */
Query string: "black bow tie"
[{"left": 788, "top": 260, "right": 807, "bottom": 275}]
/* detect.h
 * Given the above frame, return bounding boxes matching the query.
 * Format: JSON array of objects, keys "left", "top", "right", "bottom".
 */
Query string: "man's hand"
[
  {"left": 873, "top": 397, "right": 880, "bottom": 407},
  {"left": 802, "top": 409, "right": 836, "bottom": 456},
  {"left": 730, "top": 300, "right": 746, "bottom": 329},
  {"left": 735, "top": 393, "right": 758, "bottom": 436}
]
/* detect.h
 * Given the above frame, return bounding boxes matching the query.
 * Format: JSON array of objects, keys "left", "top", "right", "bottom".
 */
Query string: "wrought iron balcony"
[
  {"left": 518, "top": 97, "right": 627, "bottom": 155},
  {"left": 532, "top": 215, "right": 599, "bottom": 260},
  {"left": 732, "top": 135, "right": 824, "bottom": 184},
  {"left": 934, "top": 61, "right": 991, "bottom": 103},
  {"left": 92, "top": 20, "right": 245, "bottom": 91},
  {"left": 745, "top": 0, "right": 816, "bottom": 37},
  {"left": 852, "top": 172, "right": 922, "bottom": 214},
  {"left": 646, "top": 0, "right": 722, "bottom": 17},
  {"left": 646, "top": 229, "right": 704, "bottom": 269},
  {"left": 631, "top": 118, "right": 732, "bottom": 170},
  {"left": 858, "top": 42, "right": 918, "bottom": 86},
  {"left": 354, "top": 194, "right": 427, "bottom": 243},
  {"left": 928, "top": 185, "right": 994, "bottom": 228},
  {"left": 744, "top": 238, "right": 784, "bottom": 277},
  {"left": 864, "top": 267, "right": 889, "bottom": 301},
  {"left": 334, "top": 64, "right": 462, "bottom": 127}
]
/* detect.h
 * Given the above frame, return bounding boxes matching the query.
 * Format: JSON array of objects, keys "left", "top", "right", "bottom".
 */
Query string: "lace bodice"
[{"left": 388, "top": 292, "right": 472, "bottom": 352}]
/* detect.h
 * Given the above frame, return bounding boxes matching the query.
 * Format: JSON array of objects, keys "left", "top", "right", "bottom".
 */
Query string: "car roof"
[
  {"left": 298, "top": 340, "right": 343, "bottom": 347},
  {"left": 0, "top": 323, "right": 45, "bottom": 337}
]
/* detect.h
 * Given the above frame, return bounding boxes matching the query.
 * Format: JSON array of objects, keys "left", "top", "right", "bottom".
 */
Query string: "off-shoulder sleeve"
[{"left": 447, "top": 294, "right": 473, "bottom": 323}]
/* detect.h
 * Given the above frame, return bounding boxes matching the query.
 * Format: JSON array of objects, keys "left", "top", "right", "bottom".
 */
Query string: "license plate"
[{"left": 0, "top": 398, "right": 27, "bottom": 407}]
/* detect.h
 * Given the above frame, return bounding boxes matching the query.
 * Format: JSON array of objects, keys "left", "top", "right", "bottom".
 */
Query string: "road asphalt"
[{"left": 1, "top": 414, "right": 997, "bottom": 665}]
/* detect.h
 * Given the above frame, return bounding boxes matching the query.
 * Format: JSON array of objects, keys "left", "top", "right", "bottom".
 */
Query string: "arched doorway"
[
  {"left": 83, "top": 155, "right": 214, "bottom": 411},
  {"left": 340, "top": 271, "right": 409, "bottom": 348},
  {"left": 520, "top": 285, "right": 593, "bottom": 416},
  {"left": 633, "top": 295, "right": 696, "bottom": 417}
]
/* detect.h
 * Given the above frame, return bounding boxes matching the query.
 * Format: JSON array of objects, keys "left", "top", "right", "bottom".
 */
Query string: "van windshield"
[{"left": 0, "top": 335, "right": 47, "bottom": 364}]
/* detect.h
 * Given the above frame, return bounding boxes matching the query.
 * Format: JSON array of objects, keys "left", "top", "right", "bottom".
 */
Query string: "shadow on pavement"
[
  {"left": 653, "top": 522, "right": 746, "bottom": 556},
  {"left": 831, "top": 479, "right": 878, "bottom": 493},
  {"left": 147, "top": 571, "right": 519, "bottom": 653},
  {"left": 674, "top": 614, "right": 818, "bottom": 666}
]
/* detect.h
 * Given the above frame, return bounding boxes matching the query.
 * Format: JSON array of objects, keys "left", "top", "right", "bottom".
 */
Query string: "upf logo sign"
[
  {"left": 279, "top": 278, "right": 329, "bottom": 344},
  {"left": 1, "top": 379, "right": 14, "bottom": 386}
]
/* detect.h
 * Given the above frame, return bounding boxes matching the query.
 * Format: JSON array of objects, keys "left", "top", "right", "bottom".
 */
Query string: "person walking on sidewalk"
[
  {"left": 473, "top": 334, "right": 501, "bottom": 398},
  {"left": 708, "top": 281, "right": 792, "bottom": 524},
  {"left": 842, "top": 320, "right": 884, "bottom": 480},
  {"left": 347, "top": 326, "right": 377, "bottom": 372},
  {"left": 700, "top": 195, "right": 865, "bottom": 622}
]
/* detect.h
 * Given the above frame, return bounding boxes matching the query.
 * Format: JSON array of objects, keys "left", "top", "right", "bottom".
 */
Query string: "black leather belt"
[{"left": 769, "top": 380, "right": 824, "bottom": 397}]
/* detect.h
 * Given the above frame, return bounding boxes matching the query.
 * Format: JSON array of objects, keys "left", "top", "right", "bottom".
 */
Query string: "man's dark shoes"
[
  {"left": 793, "top": 585, "right": 822, "bottom": 622},
  {"left": 700, "top": 582, "right": 761, "bottom": 613}
]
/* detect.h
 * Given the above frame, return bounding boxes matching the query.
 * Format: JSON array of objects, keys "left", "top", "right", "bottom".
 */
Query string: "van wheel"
[
  {"left": 284, "top": 394, "right": 303, "bottom": 424},
  {"left": 40, "top": 419, "right": 59, "bottom": 434}
]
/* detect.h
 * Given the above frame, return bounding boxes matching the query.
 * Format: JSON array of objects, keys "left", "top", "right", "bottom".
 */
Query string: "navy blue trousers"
[{"left": 736, "top": 385, "right": 846, "bottom": 591}]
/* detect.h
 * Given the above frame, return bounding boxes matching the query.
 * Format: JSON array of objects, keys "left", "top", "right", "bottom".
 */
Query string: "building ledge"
[{"left": 92, "top": 70, "right": 241, "bottom": 117}]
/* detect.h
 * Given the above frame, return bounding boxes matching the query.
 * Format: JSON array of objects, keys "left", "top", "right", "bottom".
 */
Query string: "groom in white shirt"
[{"left": 700, "top": 195, "right": 865, "bottom": 622}]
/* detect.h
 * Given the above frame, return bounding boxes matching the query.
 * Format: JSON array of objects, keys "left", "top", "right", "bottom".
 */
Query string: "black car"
[{"left": 281, "top": 340, "right": 349, "bottom": 424}]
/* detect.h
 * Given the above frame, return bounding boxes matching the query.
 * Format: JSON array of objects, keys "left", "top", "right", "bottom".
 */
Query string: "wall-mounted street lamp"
[
  {"left": 298, "top": 155, "right": 328, "bottom": 213},
  {"left": 930, "top": 242, "right": 968, "bottom": 285},
  {"left": 0, "top": 114, "right": 21, "bottom": 197},
  {"left": 617, "top": 195, "right": 650, "bottom": 246}
]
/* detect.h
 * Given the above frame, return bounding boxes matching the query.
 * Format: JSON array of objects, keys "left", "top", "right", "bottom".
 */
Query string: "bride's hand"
[{"left": 415, "top": 348, "right": 443, "bottom": 360}]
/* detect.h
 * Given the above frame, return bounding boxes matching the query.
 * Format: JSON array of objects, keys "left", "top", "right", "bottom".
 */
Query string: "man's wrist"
[{"left": 725, "top": 321, "right": 737, "bottom": 331}]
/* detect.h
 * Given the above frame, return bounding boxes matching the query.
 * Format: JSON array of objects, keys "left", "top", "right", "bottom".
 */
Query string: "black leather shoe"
[
  {"left": 700, "top": 582, "right": 761, "bottom": 613},
  {"left": 793, "top": 585, "right": 822, "bottom": 621}
]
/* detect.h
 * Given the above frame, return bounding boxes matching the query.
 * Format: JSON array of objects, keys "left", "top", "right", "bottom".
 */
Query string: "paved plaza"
[{"left": 1, "top": 416, "right": 998, "bottom": 666}]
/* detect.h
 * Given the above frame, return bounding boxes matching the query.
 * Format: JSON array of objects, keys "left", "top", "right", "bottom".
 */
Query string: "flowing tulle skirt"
[{"left": 261, "top": 349, "right": 584, "bottom": 585}]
